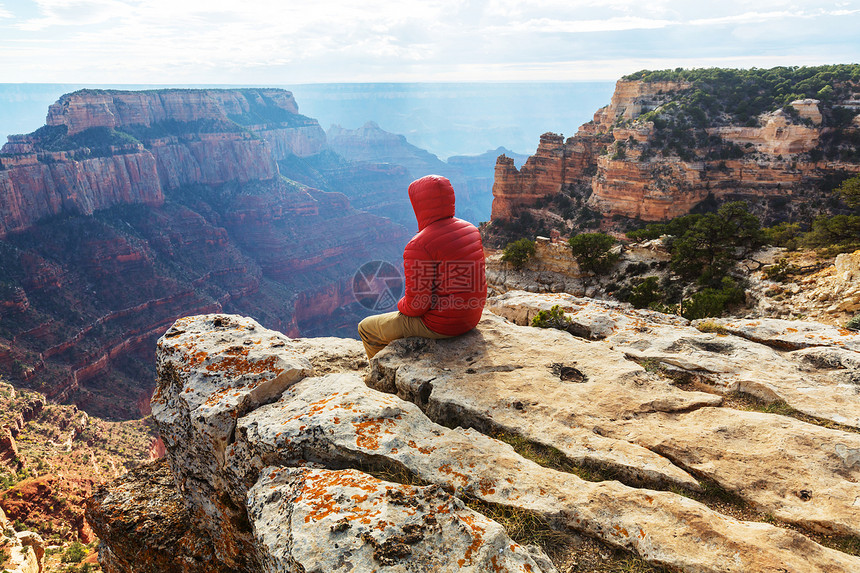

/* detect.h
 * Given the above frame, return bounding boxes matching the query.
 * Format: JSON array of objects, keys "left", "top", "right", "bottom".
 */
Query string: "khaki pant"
[{"left": 357, "top": 312, "right": 452, "bottom": 358}]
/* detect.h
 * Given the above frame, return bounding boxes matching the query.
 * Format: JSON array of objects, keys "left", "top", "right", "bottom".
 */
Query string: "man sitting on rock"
[{"left": 358, "top": 175, "right": 487, "bottom": 358}]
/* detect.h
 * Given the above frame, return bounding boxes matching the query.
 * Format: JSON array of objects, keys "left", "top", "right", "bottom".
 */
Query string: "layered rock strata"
[
  {"left": 492, "top": 77, "right": 860, "bottom": 223},
  {"left": 0, "top": 89, "right": 326, "bottom": 238},
  {"left": 92, "top": 309, "right": 860, "bottom": 572},
  {"left": 0, "top": 89, "right": 408, "bottom": 415}
]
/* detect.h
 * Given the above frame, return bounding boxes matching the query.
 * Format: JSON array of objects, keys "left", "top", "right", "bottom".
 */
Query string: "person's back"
[{"left": 358, "top": 175, "right": 486, "bottom": 358}]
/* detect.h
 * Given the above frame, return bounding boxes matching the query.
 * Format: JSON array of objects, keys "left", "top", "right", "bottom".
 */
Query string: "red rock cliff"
[
  {"left": 0, "top": 89, "right": 326, "bottom": 237},
  {"left": 0, "top": 89, "right": 405, "bottom": 419},
  {"left": 492, "top": 75, "right": 860, "bottom": 223}
]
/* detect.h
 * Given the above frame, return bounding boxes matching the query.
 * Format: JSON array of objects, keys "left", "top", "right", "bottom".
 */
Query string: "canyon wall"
[
  {"left": 0, "top": 89, "right": 326, "bottom": 238},
  {"left": 0, "top": 89, "right": 407, "bottom": 418},
  {"left": 492, "top": 73, "right": 860, "bottom": 224}
]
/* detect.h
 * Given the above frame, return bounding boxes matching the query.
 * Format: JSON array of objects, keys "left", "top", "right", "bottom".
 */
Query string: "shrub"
[
  {"left": 679, "top": 278, "right": 745, "bottom": 320},
  {"left": 669, "top": 202, "right": 762, "bottom": 287},
  {"left": 763, "top": 258, "right": 797, "bottom": 282},
  {"left": 847, "top": 314, "right": 860, "bottom": 331},
  {"left": 762, "top": 222, "right": 801, "bottom": 250},
  {"left": 501, "top": 238, "right": 536, "bottom": 270},
  {"left": 695, "top": 320, "right": 729, "bottom": 335},
  {"left": 836, "top": 175, "right": 860, "bottom": 210},
  {"left": 568, "top": 233, "right": 619, "bottom": 274},
  {"left": 531, "top": 305, "right": 572, "bottom": 330},
  {"left": 628, "top": 276, "right": 663, "bottom": 309},
  {"left": 801, "top": 214, "right": 860, "bottom": 254},
  {"left": 61, "top": 542, "right": 87, "bottom": 564}
]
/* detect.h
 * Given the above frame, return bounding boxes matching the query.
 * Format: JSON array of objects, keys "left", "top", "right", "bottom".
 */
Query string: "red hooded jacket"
[{"left": 397, "top": 175, "right": 487, "bottom": 335}]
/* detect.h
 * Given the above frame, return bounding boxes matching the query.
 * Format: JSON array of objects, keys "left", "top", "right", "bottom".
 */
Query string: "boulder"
[
  {"left": 248, "top": 466, "right": 555, "bottom": 572},
  {"left": 85, "top": 459, "right": 232, "bottom": 573},
  {"left": 151, "top": 313, "right": 314, "bottom": 571},
  {"left": 15, "top": 532, "right": 44, "bottom": 573}
]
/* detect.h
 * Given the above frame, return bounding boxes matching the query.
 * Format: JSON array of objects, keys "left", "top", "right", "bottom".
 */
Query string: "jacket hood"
[{"left": 408, "top": 175, "right": 455, "bottom": 231}]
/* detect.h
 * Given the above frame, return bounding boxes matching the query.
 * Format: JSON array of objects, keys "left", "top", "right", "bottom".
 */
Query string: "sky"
[{"left": 0, "top": 1, "right": 859, "bottom": 83}]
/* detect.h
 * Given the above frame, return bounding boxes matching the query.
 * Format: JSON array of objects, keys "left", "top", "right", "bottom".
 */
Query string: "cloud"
[
  {"left": 17, "top": 0, "right": 131, "bottom": 30},
  {"left": 488, "top": 16, "right": 674, "bottom": 34},
  {"left": 1, "top": 0, "right": 858, "bottom": 83}
]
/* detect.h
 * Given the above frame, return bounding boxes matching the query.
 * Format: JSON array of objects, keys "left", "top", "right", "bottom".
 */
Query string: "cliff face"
[
  {"left": 0, "top": 89, "right": 326, "bottom": 238},
  {"left": 492, "top": 72, "right": 860, "bottom": 224},
  {"left": 0, "top": 89, "right": 407, "bottom": 419},
  {"left": 87, "top": 308, "right": 860, "bottom": 572}
]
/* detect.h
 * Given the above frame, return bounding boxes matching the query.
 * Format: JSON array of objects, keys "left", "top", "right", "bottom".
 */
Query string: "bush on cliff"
[
  {"left": 568, "top": 233, "right": 619, "bottom": 274},
  {"left": 628, "top": 201, "right": 762, "bottom": 288},
  {"left": 846, "top": 314, "right": 860, "bottom": 331},
  {"left": 837, "top": 175, "right": 860, "bottom": 210},
  {"left": 762, "top": 222, "right": 802, "bottom": 250},
  {"left": 502, "top": 238, "right": 536, "bottom": 270},
  {"left": 679, "top": 278, "right": 746, "bottom": 320},
  {"left": 627, "top": 276, "right": 664, "bottom": 309},
  {"left": 801, "top": 214, "right": 860, "bottom": 255}
]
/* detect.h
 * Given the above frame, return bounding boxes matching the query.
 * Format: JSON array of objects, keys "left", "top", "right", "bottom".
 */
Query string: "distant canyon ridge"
[
  {"left": 491, "top": 66, "right": 860, "bottom": 230},
  {"left": 0, "top": 88, "right": 516, "bottom": 419}
]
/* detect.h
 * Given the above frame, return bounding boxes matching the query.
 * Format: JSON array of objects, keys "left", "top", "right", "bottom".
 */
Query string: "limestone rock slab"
[
  {"left": 247, "top": 466, "right": 556, "bottom": 573},
  {"left": 373, "top": 310, "right": 713, "bottom": 490},
  {"left": 696, "top": 317, "right": 860, "bottom": 352},
  {"left": 232, "top": 372, "right": 860, "bottom": 573},
  {"left": 151, "top": 314, "right": 313, "bottom": 570},
  {"left": 370, "top": 307, "right": 860, "bottom": 538},
  {"left": 489, "top": 291, "right": 860, "bottom": 428}
]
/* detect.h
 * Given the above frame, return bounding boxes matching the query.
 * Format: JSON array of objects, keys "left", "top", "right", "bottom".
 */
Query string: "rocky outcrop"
[
  {"left": 591, "top": 79, "right": 692, "bottom": 131},
  {"left": 492, "top": 74, "right": 860, "bottom": 224},
  {"left": 91, "top": 308, "right": 860, "bottom": 572},
  {"left": 0, "top": 475, "right": 95, "bottom": 543},
  {"left": 0, "top": 151, "right": 165, "bottom": 238},
  {"left": 0, "top": 89, "right": 326, "bottom": 238},
  {"left": 0, "top": 528, "right": 44, "bottom": 573},
  {"left": 748, "top": 249, "right": 860, "bottom": 326},
  {"left": 0, "top": 89, "right": 409, "bottom": 416},
  {"left": 0, "top": 425, "right": 20, "bottom": 468},
  {"left": 491, "top": 132, "right": 598, "bottom": 221},
  {"left": 486, "top": 235, "right": 587, "bottom": 295},
  {"left": 86, "top": 459, "right": 232, "bottom": 573}
]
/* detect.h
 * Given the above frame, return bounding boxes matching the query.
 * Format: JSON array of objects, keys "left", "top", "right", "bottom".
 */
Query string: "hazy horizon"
[{"left": 0, "top": 81, "right": 617, "bottom": 159}]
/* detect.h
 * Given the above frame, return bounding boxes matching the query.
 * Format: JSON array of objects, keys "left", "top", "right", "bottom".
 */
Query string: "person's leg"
[{"left": 358, "top": 311, "right": 451, "bottom": 358}]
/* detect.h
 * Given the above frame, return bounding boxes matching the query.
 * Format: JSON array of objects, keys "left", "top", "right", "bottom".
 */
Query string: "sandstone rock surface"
[
  {"left": 248, "top": 466, "right": 555, "bottom": 573},
  {"left": 85, "top": 309, "right": 860, "bottom": 572},
  {"left": 484, "top": 292, "right": 860, "bottom": 535}
]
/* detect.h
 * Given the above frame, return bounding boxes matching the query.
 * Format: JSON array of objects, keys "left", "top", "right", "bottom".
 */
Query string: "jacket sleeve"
[{"left": 397, "top": 241, "right": 434, "bottom": 317}]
